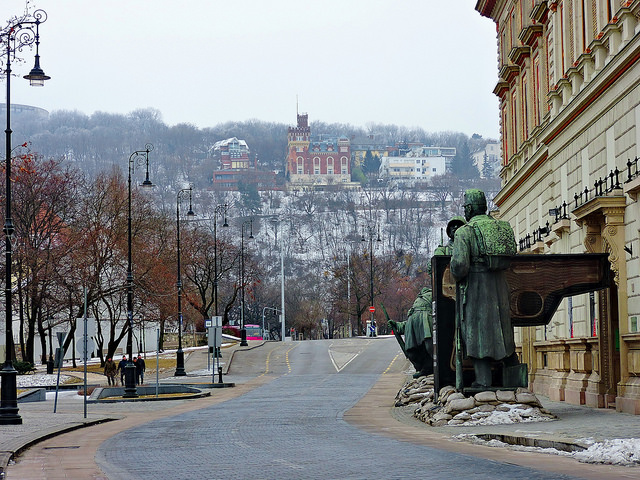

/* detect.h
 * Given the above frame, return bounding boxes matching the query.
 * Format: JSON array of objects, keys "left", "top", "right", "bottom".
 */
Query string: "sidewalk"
[{"left": 0, "top": 340, "right": 262, "bottom": 475}]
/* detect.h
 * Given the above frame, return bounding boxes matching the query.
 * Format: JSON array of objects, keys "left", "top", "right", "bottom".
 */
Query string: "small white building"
[{"left": 379, "top": 146, "right": 452, "bottom": 184}]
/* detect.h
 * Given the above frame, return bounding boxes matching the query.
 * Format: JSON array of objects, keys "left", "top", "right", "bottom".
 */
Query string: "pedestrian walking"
[
  {"left": 103, "top": 357, "right": 117, "bottom": 386},
  {"left": 117, "top": 355, "right": 127, "bottom": 385},
  {"left": 136, "top": 354, "right": 146, "bottom": 384}
]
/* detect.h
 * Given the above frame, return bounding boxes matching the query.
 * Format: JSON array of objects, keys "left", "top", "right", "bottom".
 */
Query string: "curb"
[
  {"left": 0, "top": 417, "right": 117, "bottom": 476},
  {"left": 224, "top": 341, "right": 266, "bottom": 374}
]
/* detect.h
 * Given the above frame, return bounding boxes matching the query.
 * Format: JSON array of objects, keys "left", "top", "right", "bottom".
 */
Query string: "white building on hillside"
[{"left": 379, "top": 146, "right": 453, "bottom": 184}]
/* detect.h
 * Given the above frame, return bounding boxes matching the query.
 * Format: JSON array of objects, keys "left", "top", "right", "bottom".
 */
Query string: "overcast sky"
[{"left": 6, "top": 0, "right": 500, "bottom": 139}]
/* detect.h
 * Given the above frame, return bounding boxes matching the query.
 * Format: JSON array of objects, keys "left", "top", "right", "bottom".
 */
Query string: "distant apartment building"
[
  {"left": 212, "top": 137, "right": 251, "bottom": 170},
  {"left": 472, "top": 142, "right": 501, "bottom": 177},
  {"left": 379, "top": 145, "right": 455, "bottom": 183},
  {"left": 286, "top": 113, "right": 353, "bottom": 188}
]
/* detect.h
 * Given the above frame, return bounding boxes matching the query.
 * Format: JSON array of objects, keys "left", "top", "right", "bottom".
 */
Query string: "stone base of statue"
[{"left": 394, "top": 376, "right": 555, "bottom": 427}]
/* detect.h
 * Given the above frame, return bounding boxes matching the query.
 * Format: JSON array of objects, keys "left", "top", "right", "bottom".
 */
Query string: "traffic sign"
[
  {"left": 369, "top": 306, "right": 375, "bottom": 313},
  {"left": 76, "top": 337, "right": 96, "bottom": 361}
]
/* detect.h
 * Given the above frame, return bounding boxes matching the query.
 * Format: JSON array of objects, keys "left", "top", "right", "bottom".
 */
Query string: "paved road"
[{"left": 93, "top": 338, "right": 580, "bottom": 480}]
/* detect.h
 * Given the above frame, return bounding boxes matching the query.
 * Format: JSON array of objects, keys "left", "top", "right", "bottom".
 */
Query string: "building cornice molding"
[{"left": 494, "top": 149, "right": 549, "bottom": 207}]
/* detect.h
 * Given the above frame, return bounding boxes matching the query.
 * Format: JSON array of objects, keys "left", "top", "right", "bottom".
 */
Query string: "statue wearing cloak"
[
  {"left": 450, "top": 189, "right": 517, "bottom": 387},
  {"left": 389, "top": 287, "right": 433, "bottom": 378}
]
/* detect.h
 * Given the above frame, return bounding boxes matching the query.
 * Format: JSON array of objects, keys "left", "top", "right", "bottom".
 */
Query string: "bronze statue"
[
  {"left": 389, "top": 287, "right": 433, "bottom": 378},
  {"left": 450, "top": 189, "right": 518, "bottom": 388},
  {"left": 434, "top": 216, "right": 466, "bottom": 256}
]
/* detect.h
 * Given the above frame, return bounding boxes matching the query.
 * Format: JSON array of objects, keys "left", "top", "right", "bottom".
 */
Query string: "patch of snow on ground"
[
  {"left": 455, "top": 403, "right": 554, "bottom": 426},
  {"left": 573, "top": 439, "right": 640, "bottom": 465},
  {"left": 454, "top": 434, "right": 640, "bottom": 466},
  {"left": 17, "top": 373, "right": 74, "bottom": 387}
]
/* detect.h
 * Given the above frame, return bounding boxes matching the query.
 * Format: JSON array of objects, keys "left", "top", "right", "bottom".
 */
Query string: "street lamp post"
[
  {"left": 269, "top": 217, "right": 286, "bottom": 342},
  {"left": 124, "top": 144, "right": 154, "bottom": 398},
  {"left": 213, "top": 204, "right": 229, "bottom": 318},
  {"left": 361, "top": 225, "right": 381, "bottom": 337},
  {"left": 0, "top": 9, "right": 50, "bottom": 425},
  {"left": 239, "top": 219, "right": 253, "bottom": 347},
  {"left": 175, "top": 186, "right": 195, "bottom": 376}
]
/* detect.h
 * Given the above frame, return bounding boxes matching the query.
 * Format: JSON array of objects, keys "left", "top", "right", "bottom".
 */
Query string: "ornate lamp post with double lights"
[
  {"left": 361, "top": 225, "right": 381, "bottom": 337},
  {"left": 175, "top": 186, "right": 195, "bottom": 376},
  {"left": 239, "top": 219, "right": 253, "bottom": 347},
  {"left": 0, "top": 9, "right": 50, "bottom": 425},
  {"left": 213, "top": 204, "right": 228, "bottom": 318},
  {"left": 123, "top": 144, "right": 154, "bottom": 398}
]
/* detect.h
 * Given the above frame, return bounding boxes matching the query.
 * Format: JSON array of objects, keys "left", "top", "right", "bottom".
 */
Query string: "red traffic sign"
[{"left": 369, "top": 306, "right": 375, "bottom": 313}]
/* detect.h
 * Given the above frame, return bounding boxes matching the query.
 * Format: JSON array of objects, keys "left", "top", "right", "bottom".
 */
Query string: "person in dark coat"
[
  {"left": 117, "top": 355, "right": 127, "bottom": 386},
  {"left": 136, "top": 354, "right": 146, "bottom": 385},
  {"left": 104, "top": 357, "right": 117, "bottom": 386},
  {"left": 450, "top": 189, "right": 517, "bottom": 387}
]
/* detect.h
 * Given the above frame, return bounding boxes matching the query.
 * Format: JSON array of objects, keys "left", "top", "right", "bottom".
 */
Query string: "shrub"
[{"left": 14, "top": 360, "right": 36, "bottom": 375}]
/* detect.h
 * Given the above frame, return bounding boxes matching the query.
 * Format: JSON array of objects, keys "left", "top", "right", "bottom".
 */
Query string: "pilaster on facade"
[
  {"left": 548, "top": 86, "right": 562, "bottom": 117},
  {"left": 573, "top": 195, "right": 626, "bottom": 306},
  {"left": 565, "top": 66, "right": 583, "bottom": 96},
  {"left": 602, "top": 18, "right": 623, "bottom": 57},
  {"left": 575, "top": 51, "right": 596, "bottom": 83},
  {"left": 619, "top": 8, "right": 638, "bottom": 47},
  {"left": 556, "top": 76, "right": 572, "bottom": 105}
]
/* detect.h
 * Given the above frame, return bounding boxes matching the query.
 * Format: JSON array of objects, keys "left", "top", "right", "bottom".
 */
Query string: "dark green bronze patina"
[
  {"left": 389, "top": 287, "right": 433, "bottom": 378},
  {"left": 450, "top": 189, "right": 519, "bottom": 388}
]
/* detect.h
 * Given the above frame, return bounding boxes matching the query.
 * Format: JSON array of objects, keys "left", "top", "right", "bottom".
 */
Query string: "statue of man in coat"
[{"left": 450, "top": 189, "right": 518, "bottom": 388}]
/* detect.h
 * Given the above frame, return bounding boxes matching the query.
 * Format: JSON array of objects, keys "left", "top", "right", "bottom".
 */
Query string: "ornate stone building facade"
[
  {"left": 286, "top": 113, "right": 352, "bottom": 188},
  {"left": 476, "top": 0, "right": 640, "bottom": 413}
]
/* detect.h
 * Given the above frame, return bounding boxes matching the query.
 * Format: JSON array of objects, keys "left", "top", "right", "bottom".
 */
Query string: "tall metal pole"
[
  {"left": 0, "top": 9, "right": 50, "bottom": 425},
  {"left": 280, "top": 241, "right": 285, "bottom": 342},
  {"left": 213, "top": 204, "right": 228, "bottom": 318},
  {"left": 124, "top": 144, "right": 154, "bottom": 398},
  {"left": 239, "top": 219, "right": 253, "bottom": 346},
  {"left": 369, "top": 233, "right": 375, "bottom": 337},
  {"left": 174, "top": 187, "right": 193, "bottom": 376}
]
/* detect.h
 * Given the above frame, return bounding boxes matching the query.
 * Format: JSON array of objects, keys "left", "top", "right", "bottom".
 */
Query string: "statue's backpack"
[{"left": 471, "top": 216, "right": 517, "bottom": 270}]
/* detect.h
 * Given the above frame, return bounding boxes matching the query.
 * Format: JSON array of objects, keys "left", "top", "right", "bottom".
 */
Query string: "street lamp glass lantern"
[
  {"left": 23, "top": 56, "right": 50, "bottom": 86},
  {"left": 141, "top": 177, "right": 154, "bottom": 188}
]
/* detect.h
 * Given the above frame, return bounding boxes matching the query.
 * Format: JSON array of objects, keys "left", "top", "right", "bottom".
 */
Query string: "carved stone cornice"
[
  {"left": 531, "top": 1, "right": 549, "bottom": 23},
  {"left": 493, "top": 80, "right": 510, "bottom": 99},
  {"left": 499, "top": 64, "right": 521, "bottom": 83},
  {"left": 509, "top": 46, "right": 531, "bottom": 67},
  {"left": 519, "top": 24, "right": 544, "bottom": 47}
]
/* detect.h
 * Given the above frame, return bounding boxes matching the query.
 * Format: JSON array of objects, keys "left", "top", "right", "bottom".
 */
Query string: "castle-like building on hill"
[{"left": 286, "top": 113, "right": 353, "bottom": 188}]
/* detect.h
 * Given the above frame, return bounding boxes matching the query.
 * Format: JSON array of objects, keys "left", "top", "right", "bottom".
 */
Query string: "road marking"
[
  {"left": 258, "top": 347, "right": 276, "bottom": 378},
  {"left": 328, "top": 341, "right": 366, "bottom": 372},
  {"left": 284, "top": 344, "right": 297, "bottom": 374},
  {"left": 383, "top": 352, "right": 403, "bottom": 374}
]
